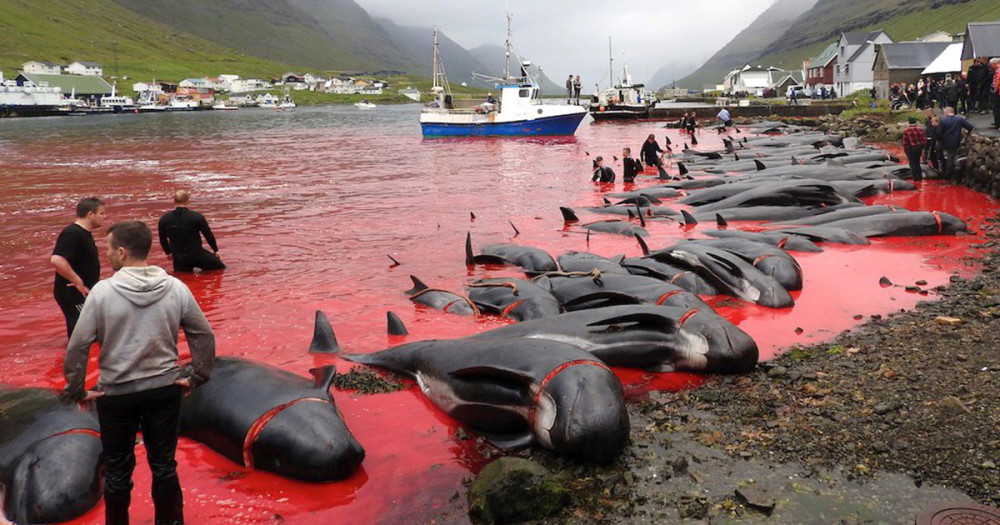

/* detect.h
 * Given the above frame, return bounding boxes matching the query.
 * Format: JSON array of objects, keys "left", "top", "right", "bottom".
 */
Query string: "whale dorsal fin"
[
  {"left": 634, "top": 233, "right": 650, "bottom": 256},
  {"left": 716, "top": 214, "right": 728, "bottom": 228},
  {"left": 309, "top": 365, "right": 337, "bottom": 391},
  {"left": 754, "top": 160, "right": 766, "bottom": 171},
  {"left": 465, "top": 232, "right": 475, "bottom": 265},
  {"left": 681, "top": 210, "right": 698, "bottom": 226},
  {"left": 387, "top": 311, "right": 408, "bottom": 335},
  {"left": 309, "top": 311, "right": 340, "bottom": 354},
  {"left": 406, "top": 275, "right": 429, "bottom": 295},
  {"left": 560, "top": 207, "right": 580, "bottom": 222},
  {"left": 678, "top": 162, "right": 688, "bottom": 176}
]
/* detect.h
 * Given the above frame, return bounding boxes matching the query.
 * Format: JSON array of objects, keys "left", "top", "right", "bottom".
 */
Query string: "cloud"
[{"left": 358, "top": 0, "right": 774, "bottom": 85}]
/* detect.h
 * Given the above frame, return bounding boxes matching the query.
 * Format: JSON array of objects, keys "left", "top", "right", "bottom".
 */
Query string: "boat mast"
[
  {"left": 431, "top": 27, "right": 451, "bottom": 96},
  {"left": 608, "top": 37, "right": 613, "bottom": 89},
  {"left": 432, "top": 27, "right": 438, "bottom": 88},
  {"left": 504, "top": 12, "right": 512, "bottom": 81}
]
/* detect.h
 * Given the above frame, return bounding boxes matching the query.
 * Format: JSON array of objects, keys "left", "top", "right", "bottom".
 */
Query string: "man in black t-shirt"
[
  {"left": 158, "top": 190, "right": 225, "bottom": 273},
  {"left": 50, "top": 197, "right": 105, "bottom": 337},
  {"left": 622, "top": 147, "right": 642, "bottom": 183}
]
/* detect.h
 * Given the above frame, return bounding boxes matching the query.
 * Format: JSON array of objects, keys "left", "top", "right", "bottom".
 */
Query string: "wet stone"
[
  {"left": 467, "top": 458, "right": 569, "bottom": 524},
  {"left": 767, "top": 366, "right": 788, "bottom": 378},
  {"left": 735, "top": 487, "right": 776, "bottom": 515}
]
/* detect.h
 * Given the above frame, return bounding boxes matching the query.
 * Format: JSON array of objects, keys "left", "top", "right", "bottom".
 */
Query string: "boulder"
[{"left": 468, "top": 457, "right": 569, "bottom": 524}]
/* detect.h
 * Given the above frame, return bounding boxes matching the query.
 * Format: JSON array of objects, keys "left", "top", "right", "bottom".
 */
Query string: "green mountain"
[
  {"left": 374, "top": 18, "right": 488, "bottom": 83},
  {"left": 109, "top": 0, "right": 414, "bottom": 71},
  {"left": 674, "top": 0, "right": 820, "bottom": 90},
  {"left": 0, "top": 0, "right": 288, "bottom": 80}
]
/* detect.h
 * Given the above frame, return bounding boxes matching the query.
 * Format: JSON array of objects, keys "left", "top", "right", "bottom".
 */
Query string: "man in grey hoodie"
[{"left": 64, "top": 220, "right": 215, "bottom": 525}]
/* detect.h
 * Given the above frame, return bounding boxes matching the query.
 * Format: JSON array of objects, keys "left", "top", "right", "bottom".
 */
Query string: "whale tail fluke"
[
  {"left": 309, "top": 365, "right": 338, "bottom": 390},
  {"left": 309, "top": 311, "right": 341, "bottom": 354},
  {"left": 387, "top": 311, "right": 408, "bottom": 335}
]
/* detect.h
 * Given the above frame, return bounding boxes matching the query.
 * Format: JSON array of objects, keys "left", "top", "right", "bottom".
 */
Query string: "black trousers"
[
  {"left": 172, "top": 249, "right": 226, "bottom": 273},
  {"left": 941, "top": 147, "right": 959, "bottom": 177},
  {"left": 993, "top": 92, "right": 1000, "bottom": 127},
  {"left": 96, "top": 385, "right": 184, "bottom": 525},
  {"left": 54, "top": 287, "right": 86, "bottom": 338},
  {"left": 905, "top": 145, "right": 923, "bottom": 181}
]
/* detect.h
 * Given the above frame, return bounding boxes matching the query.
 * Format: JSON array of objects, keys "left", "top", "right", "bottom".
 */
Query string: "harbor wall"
[{"left": 651, "top": 103, "right": 850, "bottom": 120}]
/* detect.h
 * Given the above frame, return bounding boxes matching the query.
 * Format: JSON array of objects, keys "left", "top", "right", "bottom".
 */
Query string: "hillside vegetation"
[{"left": 0, "top": 0, "right": 291, "bottom": 81}]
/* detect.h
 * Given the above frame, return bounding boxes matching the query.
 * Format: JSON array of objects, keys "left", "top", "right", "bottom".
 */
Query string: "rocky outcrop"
[
  {"left": 468, "top": 457, "right": 569, "bottom": 524},
  {"left": 956, "top": 134, "right": 1000, "bottom": 198}
]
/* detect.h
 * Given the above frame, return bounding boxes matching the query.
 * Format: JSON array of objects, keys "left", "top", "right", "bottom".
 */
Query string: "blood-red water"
[{"left": 0, "top": 108, "right": 994, "bottom": 524}]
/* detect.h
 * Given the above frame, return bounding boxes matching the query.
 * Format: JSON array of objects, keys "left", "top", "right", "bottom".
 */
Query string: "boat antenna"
[
  {"left": 504, "top": 11, "right": 513, "bottom": 81},
  {"left": 608, "top": 37, "right": 613, "bottom": 90}
]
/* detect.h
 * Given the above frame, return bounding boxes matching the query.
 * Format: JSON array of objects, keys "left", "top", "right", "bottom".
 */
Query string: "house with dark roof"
[
  {"left": 961, "top": 21, "right": 1000, "bottom": 71},
  {"left": 872, "top": 41, "right": 951, "bottom": 99},
  {"left": 834, "top": 30, "right": 893, "bottom": 96},
  {"left": 65, "top": 61, "right": 103, "bottom": 76},
  {"left": 806, "top": 42, "right": 837, "bottom": 88}
]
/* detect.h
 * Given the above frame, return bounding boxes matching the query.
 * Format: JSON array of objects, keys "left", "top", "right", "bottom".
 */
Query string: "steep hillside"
[
  {"left": 0, "top": 0, "right": 287, "bottom": 80},
  {"left": 752, "top": 0, "right": 1000, "bottom": 77},
  {"left": 110, "top": 0, "right": 416, "bottom": 71},
  {"left": 674, "top": 0, "right": 820, "bottom": 89},
  {"left": 375, "top": 19, "right": 487, "bottom": 83}
]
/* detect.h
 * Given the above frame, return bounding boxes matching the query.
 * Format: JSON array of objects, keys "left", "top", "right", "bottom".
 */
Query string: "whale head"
[
  {"left": 4, "top": 432, "right": 103, "bottom": 524},
  {"left": 534, "top": 364, "right": 629, "bottom": 464}
]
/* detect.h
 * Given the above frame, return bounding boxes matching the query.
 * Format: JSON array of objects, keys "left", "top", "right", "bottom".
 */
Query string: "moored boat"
[
  {"left": 419, "top": 16, "right": 586, "bottom": 137},
  {"left": 588, "top": 40, "right": 656, "bottom": 121},
  {"left": 355, "top": 99, "right": 376, "bottom": 110}
]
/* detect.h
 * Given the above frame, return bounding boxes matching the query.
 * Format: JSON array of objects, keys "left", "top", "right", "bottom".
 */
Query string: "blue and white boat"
[{"left": 420, "top": 16, "right": 586, "bottom": 138}]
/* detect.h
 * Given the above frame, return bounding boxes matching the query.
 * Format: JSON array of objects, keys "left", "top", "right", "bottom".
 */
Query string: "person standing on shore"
[
  {"left": 158, "top": 190, "right": 225, "bottom": 273},
  {"left": 902, "top": 116, "right": 926, "bottom": 182},
  {"left": 50, "top": 197, "right": 105, "bottom": 338},
  {"left": 641, "top": 134, "right": 669, "bottom": 179},
  {"left": 573, "top": 75, "right": 582, "bottom": 105},
  {"left": 64, "top": 220, "right": 215, "bottom": 525},
  {"left": 622, "top": 147, "right": 641, "bottom": 183},
  {"left": 991, "top": 58, "right": 1000, "bottom": 129},
  {"left": 717, "top": 108, "right": 733, "bottom": 129},
  {"left": 968, "top": 58, "right": 984, "bottom": 113},
  {"left": 931, "top": 107, "right": 974, "bottom": 176},
  {"left": 566, "top": 75, "right": 574, "bottom": 105}
]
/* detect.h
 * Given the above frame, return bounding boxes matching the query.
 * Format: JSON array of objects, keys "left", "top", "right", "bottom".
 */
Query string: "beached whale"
[
  {"left": 702, "top": 229, "right": 822, "bottom": 253},
  {"left": 405, "top": 276, "right": 480, "bottom": 316},
  {"left": 182, "top": 317, "right": 365, "bottom": 482},
  {"left": 0, "top": 388, "right": 103, "bottom": 524},
  {"left": 556, "top": 251, "right": 629, "bottom": 275},
  {"left": 620, "top": 256, "right": 721, "bottom": 295},
  {"left": 698, "top": 238, "right": 803, "bottom": 291},
  {"left": 542, "top": 273, "right": 710, "bottom": 311},
  {"left": 343, "top": 338, "right": 629, "bottom": 463},
  {"left": 467, "top": 278, "right": 562, "bottom": 321},
  {"left": 465, "top": 233, "right": 558, "bottom": 274},
  {"left": 469, "top": 305, "right": 758, "bottom": 373},
  {"left": 812, "top": 211, "right": 968, "bottom": 238},
  {"left": 560, "top": 208, "right": 649, "bottom": 237},
  {"left": 647, "top": 243, "right": 795, "bottom": 308}
]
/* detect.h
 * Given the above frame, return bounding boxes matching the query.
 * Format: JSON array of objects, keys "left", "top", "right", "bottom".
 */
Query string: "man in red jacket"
[{"left": 902, "top": 116, "right": 926, "bottom": 181}]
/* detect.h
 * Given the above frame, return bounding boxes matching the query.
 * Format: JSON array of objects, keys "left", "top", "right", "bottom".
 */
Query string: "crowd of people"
[
  {"left": 887, "top": 57, "right": 1000, "bottom": 128},
  {"left": 50, "top": 190, "right": 223, "bottom": 524},
  {"left": 902, "top": 105, "right": 976, "bottom": 181},
  {"left": 591, "top": 133, "right": 680, "bottom": 184}
]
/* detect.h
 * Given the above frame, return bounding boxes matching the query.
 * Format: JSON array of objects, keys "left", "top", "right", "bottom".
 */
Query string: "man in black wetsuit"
[
  {"left": 591, "top": 157, "right": 616, "bottom": 183},
  {"left": 641, "top": 134, "right": 669, "bottom": 179},
  {"left": 158, "top": 190, "right": 225, "bottom": 272},
  {"left": 622, "top": 147, "right": 642, "bottom": 183},
  {"left": 50, "top": 197, "right": 105, "bottom": 338}
]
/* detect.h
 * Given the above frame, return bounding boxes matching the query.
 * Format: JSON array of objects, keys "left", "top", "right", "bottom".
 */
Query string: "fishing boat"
[
  {"left": 355, "top": 99, "right": 376, "bottom": 110},
  {"left": 419, "top": 15, "right": 586, "bottom": 137},
  {"left": 99, "top": 84, "right": 135, "bottom": 113},
  {"left": 212, "top": 101, "right": 238, "bottom": 111},
  {"left": 588, "top": 39, "right": 656, "bottom": 121}
]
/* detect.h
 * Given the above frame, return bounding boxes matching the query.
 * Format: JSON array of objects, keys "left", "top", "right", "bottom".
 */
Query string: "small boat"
[
  {"left": 419, "top": 16, "right": 586, "bottom": 137},
  {"left": 355, "top": 99, "right": 376, "bottom": 110},
  {"left": 212, "top": 101, "right": 238, "bottom": 111},
  {"left": 99, "top": 84, "right": 135, "bottom": 113},
  {"left": 588, "top": 40, "right": 656, "bottom": 121},
  {"left": 277, "top": 87, "right": 296, "bottom": 109},
  {"left": 167, "top": 96, "right": 199, "bottom": 111}
]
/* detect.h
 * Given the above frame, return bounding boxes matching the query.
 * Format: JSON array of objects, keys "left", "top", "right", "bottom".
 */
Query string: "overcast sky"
[{"left": 357, "top": 0, "right": 774, "bottom": 86}]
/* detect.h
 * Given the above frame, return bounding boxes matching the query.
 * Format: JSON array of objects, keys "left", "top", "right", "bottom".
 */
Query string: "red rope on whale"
[
  {"left": 49, "top": 428, "right": 100, "bottom": 439},
  {"left": 531, "top": 360, "right": 610, "bottom": 426},
  {"left": 242, "top": 397, "right": 328, "bottom": 468}
]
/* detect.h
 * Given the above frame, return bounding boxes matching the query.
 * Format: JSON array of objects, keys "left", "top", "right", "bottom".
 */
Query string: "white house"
[
  {"left": 65, "top": 62, "right": 103, "bottom": 76},
  {"left": 131, "top": 82, "right": 163, "bottom": 94},
  {"left": 230, "top": 78, "right": 268, "bottom": 93},
  {"left": 359, "top": 86, "right": 383, "bottom": 95},
  {"left": 22, "top": 61, "right": 61, "bottom": 75},
  {"left": 324, "top": 76, "right": 357, "bottom": 94},
  {"left": 731, "top": 65, "right": 780, "bottom": 93},
  {"left": 915, "top": 31, "right": 955, "bottom": 43},
  {"left": 834, "top": 30, "right": 893, "bottom": 96},
  {"left": 178, "top": 78, "right": 208, "bottom": 89},
  {"left": 303, "top": 73, "right": 328, "bottom": 85},
  {"left": 202, "top": 77, "right": 228, "bottom": 91}
]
